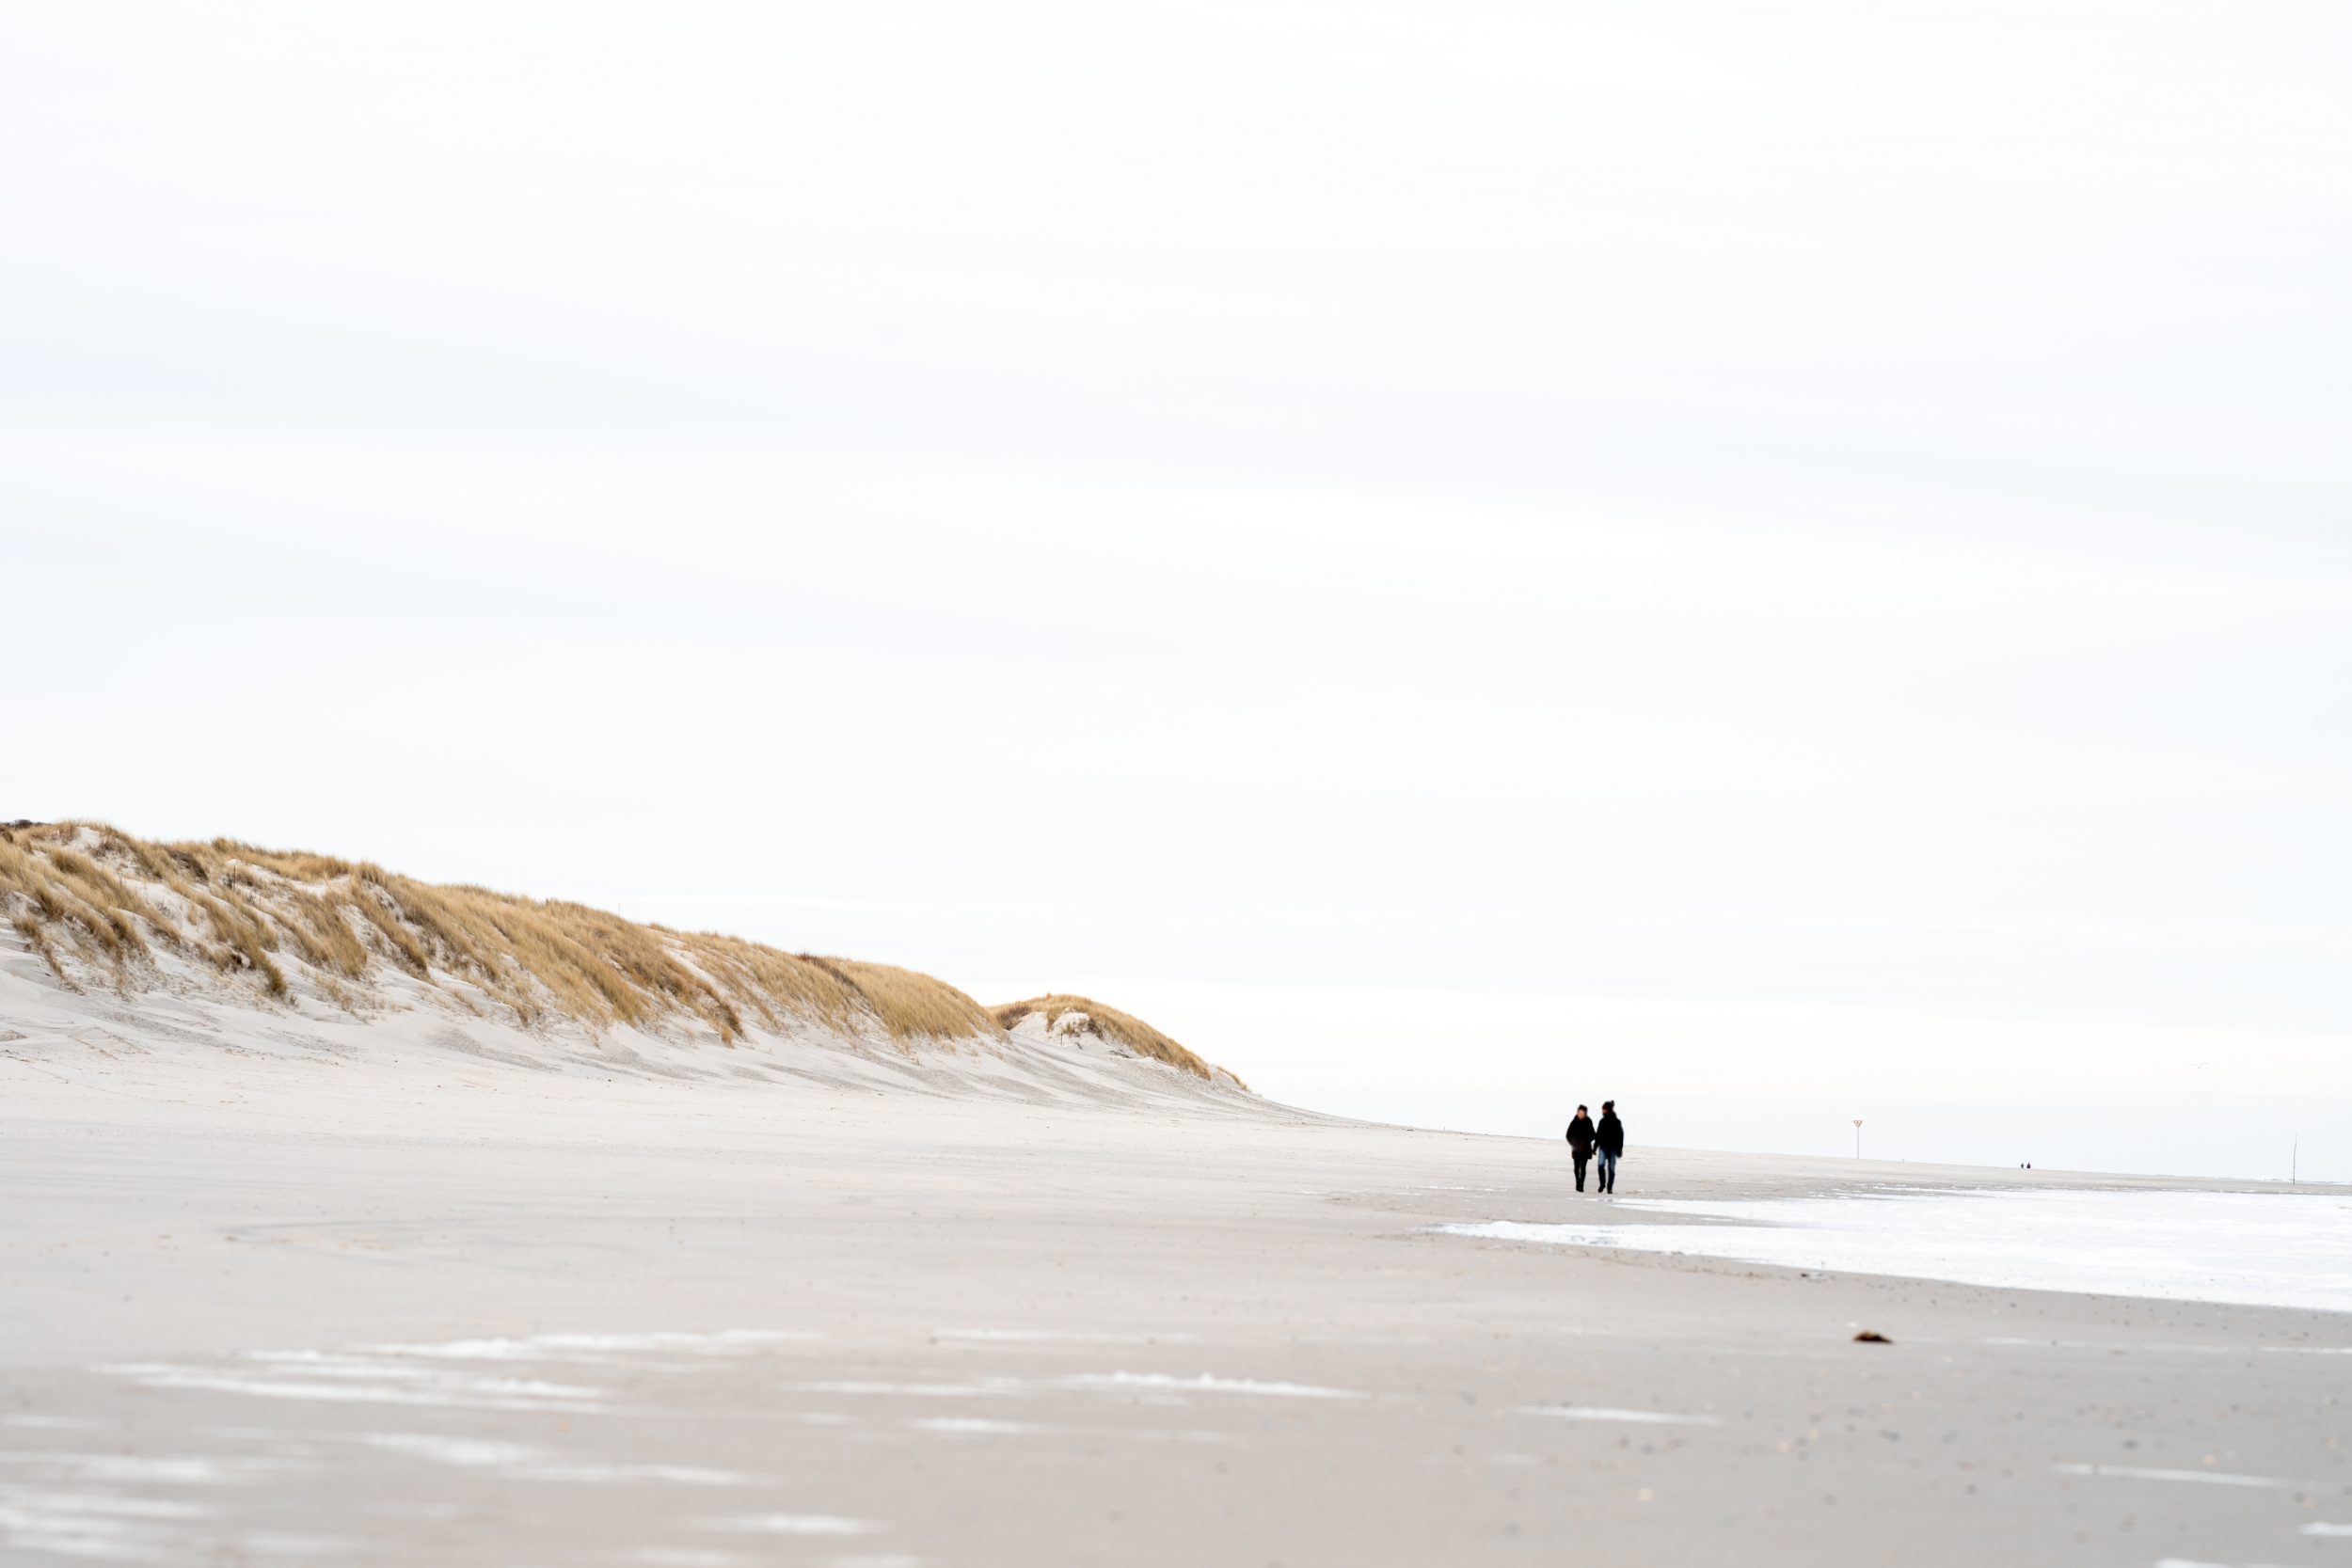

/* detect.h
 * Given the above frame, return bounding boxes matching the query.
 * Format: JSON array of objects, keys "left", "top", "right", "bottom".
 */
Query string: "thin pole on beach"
[{"left": 1852, "top": 1118, "right": 1862, "bottom": 1159}]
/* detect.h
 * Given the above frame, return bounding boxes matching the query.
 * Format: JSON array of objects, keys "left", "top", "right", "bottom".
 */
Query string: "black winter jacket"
[
  {"left": 1596, "top": 1112, "right": 1625, "bottom": 1156},
  {"left": 1565, "top": 1115, "right": 1596, "bottom": 1153}
]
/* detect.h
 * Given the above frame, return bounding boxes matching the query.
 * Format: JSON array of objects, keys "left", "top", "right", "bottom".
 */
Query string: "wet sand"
[{"left": 4, "top": 1063, "right": 2348, "bottom": 1567}]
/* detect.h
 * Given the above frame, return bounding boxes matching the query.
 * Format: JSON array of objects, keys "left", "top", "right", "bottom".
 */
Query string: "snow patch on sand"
[
  {"left": 358, "top": 1432, "right": 759, "bottom": 1485},
  {"left": 1061, "top": 1371, "right": 1367, "bottom": 1400},
  {"left": 1517, "top": 1405, "right": 1722, "bottom": 1425},
  {"left": 362, "top": 1433, "right": 541, "bottom": 1467},
  {"left": 699, "top": 1513, "right": 878, "bottom": 1535},
  {"left": 102, "top": 1355, "right": 606, "bottom": 1414},
  {"left": 792, "top": 1381, "right": 1020, "bottom": 1398},
  {"left": 368, "top": 1330, "right": 816, "bottom": 1362},
  {"left": 2053, "top": 1463, "right": 2311, "bottom": 1490},
  {"left": 933, "top": 1329, "right": 1191, "bottom": 1344},
  {"left": 907, "top": 1418, "right": 1044, "bottom": 1435},
  {"left": 0, "top": 1452, "right": 295, "bottom": 1485}
]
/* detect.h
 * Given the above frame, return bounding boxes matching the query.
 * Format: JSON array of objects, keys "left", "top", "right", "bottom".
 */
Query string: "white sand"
[{"left": 6, "top": 938, "right": 2351, "bottom": 1567}]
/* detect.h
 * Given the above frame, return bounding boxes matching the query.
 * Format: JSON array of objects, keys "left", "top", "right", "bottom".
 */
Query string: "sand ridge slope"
[{"left": 0, "top": 822, "right": 1253, "bottom": 1109}]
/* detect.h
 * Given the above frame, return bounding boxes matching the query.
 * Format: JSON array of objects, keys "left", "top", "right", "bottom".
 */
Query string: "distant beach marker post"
[{"left": 1853, "top": 1119, "right": 1862, "bottom": 1160}]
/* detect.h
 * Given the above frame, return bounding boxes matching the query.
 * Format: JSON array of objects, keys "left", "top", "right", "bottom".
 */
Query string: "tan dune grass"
[
  {"left": 987, "top": 993, "right": 1240, "bottom": 1087},
  {"left": 0, "top": 821, "right": 995, "bottom": 1049}
]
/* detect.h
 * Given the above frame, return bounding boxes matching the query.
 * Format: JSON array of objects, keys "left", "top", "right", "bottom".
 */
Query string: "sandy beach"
[
  {"left": 4, "top": 828, "right": 2345, "bottom": 1564},
  {"left": 6, "top": 1040, "right": 2347, "bottom": 1568}
]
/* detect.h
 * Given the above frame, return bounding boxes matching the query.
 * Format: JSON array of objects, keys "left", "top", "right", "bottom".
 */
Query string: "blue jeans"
[{"left": 1596, "top": 1149, "right": 1617, "bottom": 1191}]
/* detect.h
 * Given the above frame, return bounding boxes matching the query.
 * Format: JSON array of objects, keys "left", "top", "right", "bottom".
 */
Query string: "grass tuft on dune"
[
  {"left": 988, "top": 993, "right": 1240, "bottom": 1087},
  {"left": 0, "top": 821, "right": 996, "bottom": 1050}
]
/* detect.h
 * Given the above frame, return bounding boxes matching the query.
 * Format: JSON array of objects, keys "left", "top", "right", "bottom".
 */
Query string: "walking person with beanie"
[
  {"left": 1565, "top": 1104, "right": 1597, "bottom": 1193},
  {"left": 1595, "top": 1101, "right": 1625, "bottom": 1195}
]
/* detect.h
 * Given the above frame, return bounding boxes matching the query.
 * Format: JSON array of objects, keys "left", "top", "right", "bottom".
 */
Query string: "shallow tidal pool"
[{"left": 1440, "top": 1188, "right": 2352, "bottom": 1312}]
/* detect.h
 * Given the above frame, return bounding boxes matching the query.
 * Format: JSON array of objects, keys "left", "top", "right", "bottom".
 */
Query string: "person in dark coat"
[
  {"left": 1564, "top": 1105, "right": 1597, "bottom": 1192},
  {"left": 1594, "top": 1101, "right": 1625, "bottom": 1194}
]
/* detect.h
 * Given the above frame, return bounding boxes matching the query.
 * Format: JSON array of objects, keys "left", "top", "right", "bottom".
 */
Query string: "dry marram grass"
[
  {"left": 988, "top": 993, "right": 1241, "bottom": 1087},
  {"left": 0, "top": 822, "right": 997, "bottom": 1049}
]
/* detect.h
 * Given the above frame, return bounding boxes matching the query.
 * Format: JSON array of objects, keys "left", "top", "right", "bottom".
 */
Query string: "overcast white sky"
[{"left": 6, "top": 2, "right": 2347, "bottom": 1174}]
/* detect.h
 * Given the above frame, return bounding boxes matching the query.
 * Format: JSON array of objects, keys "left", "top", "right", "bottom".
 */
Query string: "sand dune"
[
  {"left": 0, "top": 821, "right": 1249, "bottom": 1107},
  {"left": 991, "top": 993, "right": 1238, "bottom": 1085}
]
